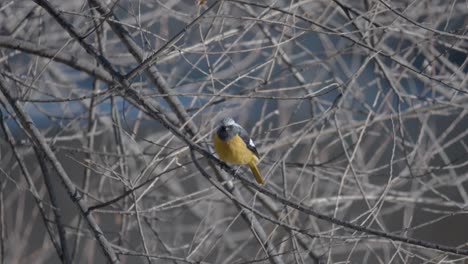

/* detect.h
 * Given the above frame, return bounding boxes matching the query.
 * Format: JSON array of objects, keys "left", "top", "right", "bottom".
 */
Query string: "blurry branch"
[
  {"left": 142, "top": 217, "right": 178, "bottom": 264},
  {"left": 332, "top": 0, "right": 468, "bottom": 52},
  {"left": 35, "top": 146, "right": 72, "bottom": 263},
  {"left": 29, "top": 0, "right": 181, "bottom": 130},
  {"left": 219, "top": 157, "right": 468, "bottom": 256},
  {"left": 377, "top": 0, "right": 468, "bottom": 40},
  {"left": 28, "top": 0, "right": 468, "bottom": 257},
  {"left": 0, "top": 111, "right": 63, "bottom": 260},
  {"left": 87, "top": 160, "right": 195, "bottom": 212},
  {"left": 85, "top": 0, "right": 288, "bottom": 262},
  {"left": 106, "top": 84, "right": 468, "bottom": 257},
  {"left": 28, "top": 0, "right": 286, "bottom": 262},
  {"left": 71, "top": 8, "right": 105, "bottom": 261},
  {"left": 4, "top": 0, "right": 462, "bottom": 262},
  {"left": 190, "top": 150, "right": 311, "bottom": 263},
  {"left": 88, "top": 0, "right": 203, "bottom": 134},
  {"left": 15, "top": 89, "right": 341, "bottom": 103},
  {"left": 331, "top": 5, "right": 405, "bottom": 259},
  {"left": 121, "top": 0, "right": 222, "bottom": 81},
  {"left": 0, "top": 36, "right": 113, "bottom": 82},
  {"left": 191, "top": 145, "right": 466, "bottom": 259},
  {"left": 112, "top": 243, "right": 206, "bottom": 264},
  {"left": 229, "top": 0, "right": 467, "bottom": 94},
  {"left": 265, "top": 94, "right": 468, "bottom": 154},
  {"left": 0, "top": 77, "right": 120, "bottom": 263},
  {"left": 0, "top": 178, "right": 3, "bottom": 264}
]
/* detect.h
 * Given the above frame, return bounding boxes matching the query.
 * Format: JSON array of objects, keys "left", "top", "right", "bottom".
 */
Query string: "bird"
[{"left": 213, "top": 117, "right": 264, "bottom": 184}]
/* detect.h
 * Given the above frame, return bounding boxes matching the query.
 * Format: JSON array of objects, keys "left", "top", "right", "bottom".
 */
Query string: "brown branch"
[
  {"left": 0, "top": 76, "right": 120, "bottom": 263},
  {"left": 0, "top": 108, "right": 63, "bottom": 261},
  {"left": 35, "top": 146, "right": 72, "bottom": 263},
  {"left": 0, "top": 36, "right": 113, "bottom": 82}
]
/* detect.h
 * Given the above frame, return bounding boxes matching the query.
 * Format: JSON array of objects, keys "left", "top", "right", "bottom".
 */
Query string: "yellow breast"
[{"left": 213, "top": 134, "right": 257, "bottom": 165}]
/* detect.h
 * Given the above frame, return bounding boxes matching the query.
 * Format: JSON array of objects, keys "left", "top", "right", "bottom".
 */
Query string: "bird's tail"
[{"left": 248, "top": 162, "right": 264, "bottom": 184}]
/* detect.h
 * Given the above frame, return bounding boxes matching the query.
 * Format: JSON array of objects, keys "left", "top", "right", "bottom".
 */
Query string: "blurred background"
[{"left": 0, "top": 0, "right": 467, "bottom": 263}]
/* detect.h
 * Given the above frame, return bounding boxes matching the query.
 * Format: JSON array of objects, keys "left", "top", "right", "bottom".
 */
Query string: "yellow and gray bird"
[{"left": 213, "top": 117, "right": 264, "bottom": 184}]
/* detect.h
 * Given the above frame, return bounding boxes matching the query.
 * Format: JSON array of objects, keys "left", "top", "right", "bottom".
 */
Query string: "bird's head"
[{"left": 217, "top": 117, "right": 238, "bottom": 140}]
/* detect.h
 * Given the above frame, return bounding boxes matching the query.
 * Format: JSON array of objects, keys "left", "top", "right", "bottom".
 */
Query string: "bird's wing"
[{"left": 236, "top": 125, "right": 259, "bottom": 157}]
